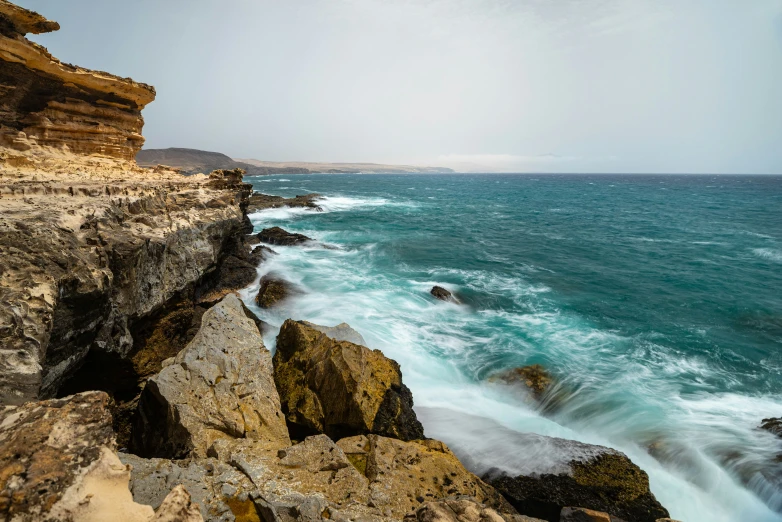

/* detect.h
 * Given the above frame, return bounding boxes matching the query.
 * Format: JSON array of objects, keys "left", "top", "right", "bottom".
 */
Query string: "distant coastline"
[{"left": 136, "top": 147, "right": 454, "bottom": 175}]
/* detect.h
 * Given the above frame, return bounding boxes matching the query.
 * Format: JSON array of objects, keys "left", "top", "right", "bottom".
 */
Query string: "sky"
[{"left": 21, "top": 0, "right": 782, "bottom": 173}]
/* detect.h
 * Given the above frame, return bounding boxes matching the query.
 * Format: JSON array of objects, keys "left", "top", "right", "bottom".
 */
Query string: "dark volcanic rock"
[
  {"left": 247, "top": 192, "right": 323, "bottom": 213},
  {"left": 258, "top": 226, "right": 312, "bottom": 246},
  {"left": 273, "top": 319, "right": 425, "bottom": 441},
  {"left": 256, "top": 275, "right": 293, "bottom": 308},
  {"left": 431, "top": 285, "right": 459, "bottom": 303},
  {"left": 488, "top": 451, "right": 669, "bottom": 522}
]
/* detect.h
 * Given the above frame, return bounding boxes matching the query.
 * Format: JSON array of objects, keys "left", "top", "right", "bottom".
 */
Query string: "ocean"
[{"left": 241, "top": 173, "right": 782, "bottom": 522}]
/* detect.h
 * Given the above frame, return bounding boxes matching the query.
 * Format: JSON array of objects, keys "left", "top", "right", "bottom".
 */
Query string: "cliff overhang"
[{"left": 0, "top": 0, "right": 156, "bottom": 161}]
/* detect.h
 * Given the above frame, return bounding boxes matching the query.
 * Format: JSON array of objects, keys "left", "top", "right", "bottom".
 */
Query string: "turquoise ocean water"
[{"left": 241, "top": 173, "right": 782, "bottom": 522}]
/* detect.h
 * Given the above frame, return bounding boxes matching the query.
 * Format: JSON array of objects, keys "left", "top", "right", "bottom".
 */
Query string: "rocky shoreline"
[{"left": 0, "top": 2, "right": 681, "bottom": 521}]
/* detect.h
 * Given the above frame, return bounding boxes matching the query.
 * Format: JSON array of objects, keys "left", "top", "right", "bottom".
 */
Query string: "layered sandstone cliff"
[{"left": 0, "top": 0, "right": 155, "bottom": 160}]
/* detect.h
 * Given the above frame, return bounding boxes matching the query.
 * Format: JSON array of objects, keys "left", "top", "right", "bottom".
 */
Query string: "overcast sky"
[{"left": 21, "top": 0, "right": 782, "bottom": 173}]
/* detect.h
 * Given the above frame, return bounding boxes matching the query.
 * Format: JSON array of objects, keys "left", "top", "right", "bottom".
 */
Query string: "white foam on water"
[
  {"left": 240, "top": 194, "right": 782, "bottom": 522},
  {"left": 753, "top": 248, "right": 782, "bottom": 263}
]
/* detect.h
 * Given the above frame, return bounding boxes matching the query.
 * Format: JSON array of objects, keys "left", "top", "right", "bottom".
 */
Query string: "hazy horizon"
[{"left": 21, "top": 0, "right": 782, "bottom": 174}]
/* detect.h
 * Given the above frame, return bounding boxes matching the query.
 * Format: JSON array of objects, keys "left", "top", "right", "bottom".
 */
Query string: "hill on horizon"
[{"left": 136, "top": 148, "right": 453, "bottom": 175}]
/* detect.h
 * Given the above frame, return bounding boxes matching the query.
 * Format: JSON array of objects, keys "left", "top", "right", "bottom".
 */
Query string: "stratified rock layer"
[
  {"left": 0, "top": 0, "right": 155, "bottom": 160},
  {"left": 273, "top": 319, "right": 425, "bottom": 441},
  {"left": 133, "top": 295, "right": 290, "bottom": 458}
]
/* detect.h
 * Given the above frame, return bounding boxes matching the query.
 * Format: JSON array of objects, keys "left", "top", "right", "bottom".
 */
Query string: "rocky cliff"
[
  {"left": 0, "top": 1, "right": 258, "bottom": 407},
  {"left": 0, "top": 0, "right": 155, "bottom": 160}
]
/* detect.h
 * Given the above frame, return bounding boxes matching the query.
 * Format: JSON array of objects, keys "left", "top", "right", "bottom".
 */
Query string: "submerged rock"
[
  {"left": 255, "top": 275, "right": 294, "bottom": 308},
  {"left": 132, "top": 294, "right": 290, "bottom": 458},
  {"left": 489, "top": 365, "right": 554, "bottom": 399},
  {"left": 301, "top": 320, "right": 368, "bottom": 346},
  {"left": 258, "top": 226, "right": 312, "bottom": 246},
  {"left": 760, "top": 417, "right": 782, "bottom": 438},
  {"left": 247, "top": 193, "right": 323, "bottom": 213},
  {"left": 431, "top": 285, "right": 459, "bottom": 303},
  {"left": 273, "top": 319, "right": 425, "bottom": 441}
]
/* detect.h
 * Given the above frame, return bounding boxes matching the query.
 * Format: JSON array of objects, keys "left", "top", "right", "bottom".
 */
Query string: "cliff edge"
[{"left": 0, "top": 0, "right": 155, "bottom": 160}]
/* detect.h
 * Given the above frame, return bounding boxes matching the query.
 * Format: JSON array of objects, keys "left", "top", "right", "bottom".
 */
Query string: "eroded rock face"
[
  {"left": 132, "top": 295, "right": 290, "bottom": 458},
  {"left": 258, "top": 227, "right": 312, "bottom": 246},
  {"left": 273, "top": 319, "right": 424, "bottom": 441},
  {"left": 0, "top": 1, "right": 156, "bottom": 160},
  {"left": 0, "top": 165, "right": 253, "bottom": 405},
  {"left": 0, "top": 391, "right": 198, "bottom": 522}
]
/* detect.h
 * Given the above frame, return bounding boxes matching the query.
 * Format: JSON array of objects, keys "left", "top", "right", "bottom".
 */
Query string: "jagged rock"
[
  {"left": 404, "top": 497, "right": 545, "bottom": 522},
  {"left": 258, "top": 227, "right": 312, "bottom": 246},
  {"left": 273, "top": 319, "right": 424, "bottom": 441},
  {"left": 247, "top": 193, "right": 323, "bottom": 214},
  {"left": 256, "top": 275, "right": 294, "bottom": 308},
  {"left": 132, "top": 294, "right": 290, "bottom": 458},
  {"left": 488, "top": 365, "right": 554, "bottom": 399},
  {"left": 488, "top": 450, "right": 668, "bottom": 522},
  {"left": 0, "top": 391, "right": 198, "bottom": 522},
  {"left": 431, "top": 286, "right": 459, "bottom": 303},
  {"left": 558, "top": 507, "right": 612, "bottom": 522},
  {"left": 337, "top": 435, "right": 515, "bottom": 519},
  {"left": 760, "top": 417, "right": 782, "bottom": 438},
  {"left": 152, "top": 485, "right": 204, "bottom": 522},
  {"left": 0, "top": 1, "right": 155, "bottom": 159},
  {"left": 301, "top": 320, "right": 367, "bottom": 346},
  {"left": 121, "top": 453, "right": 257, "bottom": 522}
]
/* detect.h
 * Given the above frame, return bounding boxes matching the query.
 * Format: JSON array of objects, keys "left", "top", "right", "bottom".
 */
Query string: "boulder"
[
  {"left": 488, "top": 365, "right": 554, "bottom": 399},
  {"left": 416, "top": 409, "right": 668, "bottom": 522},
  {"left": 256, "top": 275, "right": 294, "bottom": 308},
  {"left": 431, "top": 286, "right": 459, "bottom": 303},
  {"left": 258, "top": 227, "right": 312, "bottom": 246},
  {"left": 488, "top": 450, "right": 668, "bottom": 522},
  {"left": 404, "top": 497, "right": 545, "bottom": 522},
  {"left": 301, "top": 320, "right": 368, "bottom": 346},
  {"left": 0, "top": 391, "right": 197, "bottom": 522},
  {"left": 760, "top": 417, "right": 782, "bottom": 438},
  {"left": 273, "top": 319, "right": 424, "bottom": 441},
  {"left": 337, "top": 435, "right": 515, "bottom": 519},
  {"left": 132, "top": 294, "right": 290, "bottom": 458},
  {"left": 558, "top": 507, "right": 612, "bottom": 522}
]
